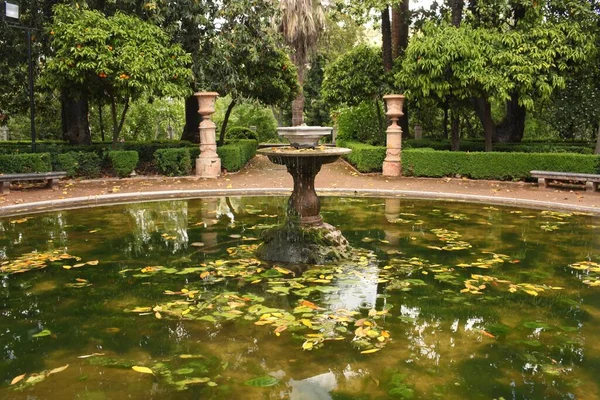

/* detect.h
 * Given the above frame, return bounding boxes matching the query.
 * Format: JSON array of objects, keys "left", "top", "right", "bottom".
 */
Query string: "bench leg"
[
  {"left": 537, "top": 178, "right": 548, "bottom": 188},
  {"left": 47, "top": 178, "right": 59, "bottom": 191},
  {"left": 1, "top": 181, "right": 10, "bottom": 194},
  {"left": 586, "top": 182, "right": 598, "bottom": 192}
]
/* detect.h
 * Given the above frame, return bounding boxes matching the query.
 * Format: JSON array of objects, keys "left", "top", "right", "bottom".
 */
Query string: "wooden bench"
[
  {"left": 531, "top": 170, "right": 600, "bottom": 192},
  {"left": 0, "top": 172, "right": 68, "bottom": 194}
]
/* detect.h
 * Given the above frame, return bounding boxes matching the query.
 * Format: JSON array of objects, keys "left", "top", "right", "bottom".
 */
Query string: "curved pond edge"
[{"left": 0, "top": 188, "right": 599, "bottom": 217}]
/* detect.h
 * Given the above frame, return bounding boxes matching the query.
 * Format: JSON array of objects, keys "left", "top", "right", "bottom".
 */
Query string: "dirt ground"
[{"left": 1, "top": 155, "right": 599, "bottom": 212}]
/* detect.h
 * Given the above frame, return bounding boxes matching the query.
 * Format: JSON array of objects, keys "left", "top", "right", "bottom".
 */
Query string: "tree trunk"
[
  {"left": 451, "top": 108, "right": 460, "bottom": 151},
  {"left": 391, "top": 6, "right": 401, "bottom": 60},
  {"left": 443, "top": 101, "right": 449, "bottom": 139},
  {"left": 181, "top": 95, "right": 200, "bottom": 142},
  {"left": 450, "top": 0, "right": 464, "bottom": 27},
  {"left": 496, "top": 93, "right": 526, "bottom": 142},
  {"left": 381, "top": 7, "right": 392, "bottom": 72},
  {"left": 375, "top": 99, "right": 383, "bottom": 140},
  {"left": 61, "top": 90, "right": 91, "bottom": 145},
  {"left": 595, "top": 123, "right": 600, "bottom": 154},
  {"left": 98, "top": 103, "right": 105, "bottom": 142},
  {"left": 218, "top": 99, "right": 236, "bottom": 146},
  {"left": 292, "top": 67, "right": 305, "bottom": 126},
  {"left": 473, "top": 97, "right": 495, "bottom": 151}
]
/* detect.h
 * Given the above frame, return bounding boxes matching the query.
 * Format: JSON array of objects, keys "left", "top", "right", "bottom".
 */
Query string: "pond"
[{"left": 0, "top": 197, "right": 599, "bottom": 399}]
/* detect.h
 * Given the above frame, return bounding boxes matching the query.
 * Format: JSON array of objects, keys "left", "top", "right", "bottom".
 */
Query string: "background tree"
[
  {"left": 279, "top": 0, "right": 325, "bottom": 126},
  {"left": 322, "top": 45, "right": 389, "bottom": 136},
  {"left": 44, "top": 4, "right": 192, "bottom": 146}
]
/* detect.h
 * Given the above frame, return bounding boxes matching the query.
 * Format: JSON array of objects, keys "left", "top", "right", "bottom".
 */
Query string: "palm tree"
[{"left": 279, "top": 0, "right": 325, "bottom": 126}]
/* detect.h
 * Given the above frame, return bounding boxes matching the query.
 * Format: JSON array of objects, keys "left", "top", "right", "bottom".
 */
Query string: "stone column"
[
  {"left": 382, "top": 94, "right": 405, "bottom": 177},
  {"left": 195, "top": 92, "right": 221, "bottom": 178}
]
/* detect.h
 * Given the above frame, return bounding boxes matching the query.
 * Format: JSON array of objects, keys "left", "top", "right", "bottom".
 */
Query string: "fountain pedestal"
[{"left": 256, "top": 146, "right": 352, "bottom": 264}]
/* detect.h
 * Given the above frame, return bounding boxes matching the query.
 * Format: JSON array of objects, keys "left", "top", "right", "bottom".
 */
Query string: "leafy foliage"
[
  {"left": 0, "top": 153, "right": 52, "bottom": 173},
  {"left": 43, "top": 4, "right": 192, "bottom": 143},
  {"left": 107, "top": 150, "right": 139, "bottom": 177},
  {"left": 322, "top": 45, "right": 388, "bottom": 107},
  {"left": 154, "top": 148, "right": 192, "bottom": 176},
  {"left": 336, "top": 102, "right": 386, "bottom": 145}
]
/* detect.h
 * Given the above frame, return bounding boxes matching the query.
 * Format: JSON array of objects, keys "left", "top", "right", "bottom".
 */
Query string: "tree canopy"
[{"left": 43, "top": 4, "right": 192, "bottom": 145}]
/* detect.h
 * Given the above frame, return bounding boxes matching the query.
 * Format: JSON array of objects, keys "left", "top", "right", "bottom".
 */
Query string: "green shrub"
[
  {"left": 108, "top": 150, "right": 139, "bottom": 178},
  {"left": 402, "top": 150, "right": 600, "bottom": 180},
  {"left": 217, "top": 139, "right": 257, "bottom": 172},
  {"left": 75, "top": 152, "right": 102, "bottom": 178},
  {"left": 54, "top": 153, "right": 79, "bottom": 178},
  {"left": 122, "top": 140, "right": 196, "bottom": 164},
  {"left": 218, "top": 145, "right": 243, "bottom": 172},
  {"left": 338, "top": 140, "right": 600, "bottom": 179},
  {"left": 227, "top": 126, "right": 258, "bottom": 141},
  {"left": 0, "top": 153, "right": 52, "bottom": 173},
  {"left": 154, "top": 148, "right": 191, "bottom": 176},
  {"left": 337, "top": 140, "right": 385, "bottom": 172},
  {"left": 336, "top": 101, "right": 386, "bottom": 146}
]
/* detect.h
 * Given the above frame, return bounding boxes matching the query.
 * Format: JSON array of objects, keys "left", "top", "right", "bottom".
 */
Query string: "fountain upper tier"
[{"left": 277, "top": 126, "right": 333, "bottom": 148}]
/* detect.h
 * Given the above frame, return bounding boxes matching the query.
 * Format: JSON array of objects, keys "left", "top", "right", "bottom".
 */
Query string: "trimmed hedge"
[
  {"left": 217, "top": 139, "right": 258, "bottom": 172},
  {"left": 227, "top": 126, "right": 258, "bottom": 141},
  {"left": 337, "top": 140, "right": 385, "bottom": 173},
  {"left": 55, "top": 153, "right": 79, "bottom": 178},
  {"left": 154, "top": 148, "right": 192, "bottom": 176},
  {"left": 404, "top": 139, "right": 594, "bottom": 154},
  {"left": 108, "top": 150, "right": 139, "bottom": 178},
  {"left": 0, "top": 153, "right": 52, "bottom": 173},
  {"left": 338, "top": 140, "right": 600, "bottom": 179},
  {"left": 53, "top": 151, "right": 102, "bottom": 178}
]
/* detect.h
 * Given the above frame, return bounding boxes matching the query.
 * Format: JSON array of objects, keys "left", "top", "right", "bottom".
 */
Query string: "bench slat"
[
  {"left": 0, "top": 172, "right": 67, "bottom": 194},
  {"left": 530, "top": 170, "right": 600, "bottom": 182}
]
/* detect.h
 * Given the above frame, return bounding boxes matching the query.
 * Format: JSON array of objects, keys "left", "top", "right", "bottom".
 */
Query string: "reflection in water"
[
  {"left": 0, "top": 197, "right": 598, "bottom": 399},
  {"left": 126, "top": 201, "right": 189, "bottom": 254}
]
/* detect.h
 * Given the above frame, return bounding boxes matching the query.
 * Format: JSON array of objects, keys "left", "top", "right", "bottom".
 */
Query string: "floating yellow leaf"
[
  {"left": 360, "top": 348, "right": 381, "bottom": 354},
  {"left": 10, "top": 374, "right": 26, "bottom": 385},
  {"left": 77, "top": 353, "right": 105, "bottom": 359},
  {"left": 48, "top": 364, "right": 69, "bottom": 375},
  {"left": 302, "top": 341, "right": 314, "bottom": 351},
  {"left": 86, "top": 260, "right": 99, "bottom": 265},
  {"left": 132, "top": 366, "right": 154, "bottom": 375},
  {"left": 62, "top": 265, "right": 72, "bottom": 270}
]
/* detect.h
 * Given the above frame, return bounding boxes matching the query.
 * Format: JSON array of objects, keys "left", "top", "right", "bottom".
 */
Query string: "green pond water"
[{"left": 0, "top": 196, "right": 599, "bottom": 400}]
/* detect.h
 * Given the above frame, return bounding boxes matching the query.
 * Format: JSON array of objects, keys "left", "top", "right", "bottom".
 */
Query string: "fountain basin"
[
  {"left": 258, "top": 147, "right": 351, "bottom": 226},
  {"left": 277, "top": 126, "right": 333, "bottom": 148}
]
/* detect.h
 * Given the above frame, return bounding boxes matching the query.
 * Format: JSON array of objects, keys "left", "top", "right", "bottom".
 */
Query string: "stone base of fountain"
[{"left": 256, "top": 222, "right": 351, "bottom": 265}]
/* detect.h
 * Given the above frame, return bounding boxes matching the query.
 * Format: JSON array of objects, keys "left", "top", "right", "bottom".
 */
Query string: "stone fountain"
[{"left": 255, "top": 126, "right": 352, "bottom": 264}]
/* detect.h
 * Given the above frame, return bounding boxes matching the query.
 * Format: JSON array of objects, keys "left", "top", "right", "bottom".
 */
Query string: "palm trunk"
[
  {"left": 292, "top": 66, "right": 305, "bottom": 126},
  {"left": 219, "top": 99, "right": 236, "bottom": 146}
]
